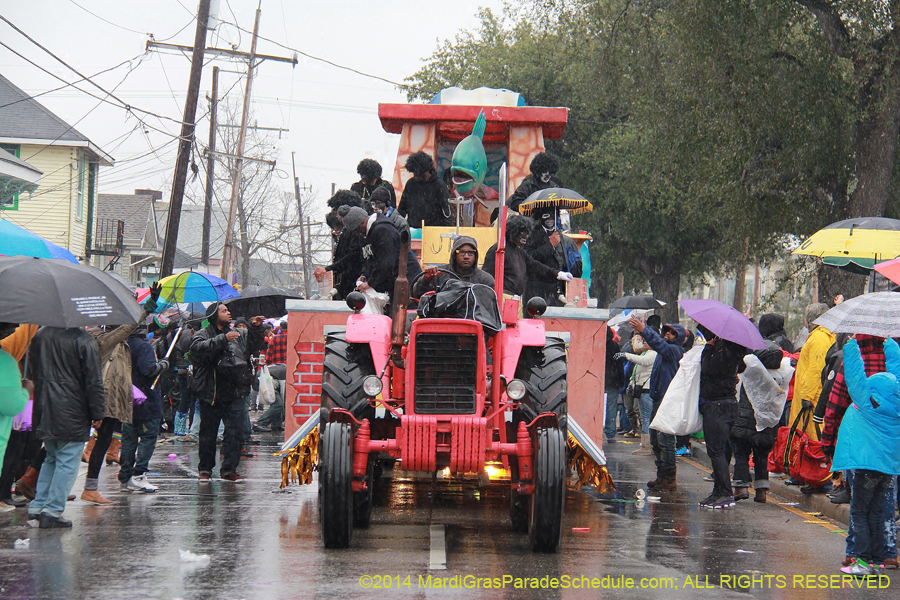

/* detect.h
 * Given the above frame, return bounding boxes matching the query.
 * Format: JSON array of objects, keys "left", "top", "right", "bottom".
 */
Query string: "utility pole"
[
  {"left": 160, "top": 0, "right": 210, "bottom": 278},
  {"left": 220, "top": 4, "right": 261, "bottom": 282},
  {"left": 201, "top": 65, "right": 218, "bottom": 267},
  {"left": 291, "top": 152, "right": 311, "bottom": 297}
]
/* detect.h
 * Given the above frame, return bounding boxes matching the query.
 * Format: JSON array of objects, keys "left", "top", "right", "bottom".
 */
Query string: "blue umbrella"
[{"left": 0, "top": 219, "right": 78, "bottom": 263}]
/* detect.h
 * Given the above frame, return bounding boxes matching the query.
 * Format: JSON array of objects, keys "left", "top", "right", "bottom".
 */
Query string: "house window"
[
  {"left": 76, "top": 152, "right": 85, "bottom": 221},
  {"left": 1, "top": 144, "right": 20, "bottom": 210}
]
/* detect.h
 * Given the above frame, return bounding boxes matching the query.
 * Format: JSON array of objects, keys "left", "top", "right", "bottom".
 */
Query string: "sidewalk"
[{"left": 686, "top": 440, "right": 850, "bottom": 526}]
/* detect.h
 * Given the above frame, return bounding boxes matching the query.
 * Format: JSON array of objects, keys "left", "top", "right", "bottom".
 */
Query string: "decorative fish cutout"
[{"left": 450, "top": 109, "right": 487, "bottom": 196}]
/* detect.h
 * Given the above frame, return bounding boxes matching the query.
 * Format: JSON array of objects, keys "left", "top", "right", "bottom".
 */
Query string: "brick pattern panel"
[{"left": 284, "top": 311, "right": 353, "bottom": 440}]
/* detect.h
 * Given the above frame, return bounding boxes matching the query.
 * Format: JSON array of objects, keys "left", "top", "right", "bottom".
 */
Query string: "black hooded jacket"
[
  {"left": 411, "top": 235, "right": 494, "bottom": 297},
  {"left": 699, "top": 338, "right": 748, "bottom": 402},
  {"left": 758, "top": 313, "right": 794, "bottom": 353},
  {"left": 361, "top": 214, "right": 422, "bottom": 294},
  {"left": 605, "top": 327, "right": 625, "bottom": 392},
  {"left": 397, "top": 171, "right": 451, "bottom": 228}
]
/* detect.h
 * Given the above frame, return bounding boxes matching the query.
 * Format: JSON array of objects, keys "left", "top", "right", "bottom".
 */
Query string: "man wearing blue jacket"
[{"left": 629, "top": 316, "right": 686, "bottom": 490}]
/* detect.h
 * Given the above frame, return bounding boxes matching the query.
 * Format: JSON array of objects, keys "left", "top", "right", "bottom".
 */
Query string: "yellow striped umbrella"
[{"left": 792, "top": 217, "right": 900, "bottom": 274}]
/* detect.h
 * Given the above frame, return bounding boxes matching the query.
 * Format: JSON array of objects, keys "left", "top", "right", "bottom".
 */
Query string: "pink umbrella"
[{"left": 873, "top": 257, "right": 900, "bottom": 286}]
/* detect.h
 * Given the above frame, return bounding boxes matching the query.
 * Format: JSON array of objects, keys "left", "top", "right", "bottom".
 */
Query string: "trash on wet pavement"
[
  {"left": 179, "top": 549, "right": 210, "bottom": 562},
  {"left": 14, "top": 539, "right": 29, "bottom": 549}
]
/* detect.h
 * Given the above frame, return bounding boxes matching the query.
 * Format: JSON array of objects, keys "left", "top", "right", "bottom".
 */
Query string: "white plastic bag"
[
  {"left": 739, "top": 355, "right": 794, "bottom": 431},
  {"left": 360, "top": 287, "right": 389, "bottom": 315},
  {"left": 650, "top": 346, "right": 703, "bottom": 435},
  {"left": 258, "top": 365, "right": 276, "bottom": 406}
]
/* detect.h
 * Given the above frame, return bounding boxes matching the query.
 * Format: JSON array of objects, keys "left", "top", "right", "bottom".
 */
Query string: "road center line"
[{"left": 429, "top": 523, "right": 447, "bottom": 570}]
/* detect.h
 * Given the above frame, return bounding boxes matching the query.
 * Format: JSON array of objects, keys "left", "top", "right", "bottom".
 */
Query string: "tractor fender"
[
  {"left": 500, "top": 319, "right": 546, "bottom": 382},
  {"left": 345, "top": 313, "right": 392, "bottom": 382}
]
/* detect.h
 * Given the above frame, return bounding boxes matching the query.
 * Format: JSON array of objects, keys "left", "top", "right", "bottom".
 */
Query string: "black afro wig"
[
  {"left": 404, "top": 151, "right": 434, "bottom": 177},
  {"left": 326, "top": 189, "right": 371, "bottom": 213},
  {"left": 529, "top": 152, "right": 559, "bottom": 177},
  {"left": 505, "top": 213, "right": 533, "bottom": 242},
  {"left": 356, "top": 158, "right": 382, "bottom": 181}
]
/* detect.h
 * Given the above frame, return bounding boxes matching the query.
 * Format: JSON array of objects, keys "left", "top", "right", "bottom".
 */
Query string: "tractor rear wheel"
[
  {"left": 320, "top": 421, "right": 353, "bottom": 548},
  {"left": 529, "top": 427, "right": 565, "bottom": 553},
  {"left": 321, "top": 331, "right": 376, "bottom": 434},
  {"left": 514, "top": 337, "right": 567, "bottom": 436}
]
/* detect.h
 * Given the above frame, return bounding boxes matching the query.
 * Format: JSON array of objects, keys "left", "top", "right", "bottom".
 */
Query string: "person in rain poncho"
[
  {"left": 412, "top": 235, "right": 493, "bottom": 297},
  {"left": 831, "top": 337, "right": 900, "bottom": 577}
]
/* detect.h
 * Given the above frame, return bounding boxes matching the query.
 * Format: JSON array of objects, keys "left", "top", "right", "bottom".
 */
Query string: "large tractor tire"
[
  {"left": 320, "top": 421, "right": 353, "bottom": 548},
  {"left": 529, "top": 427, "right": 566, "bottom": 553},
  {"left": 513, "top": 337, "right": 568, "bottom": 435},
  {"left": 321, "top": 332, "right": 378, "bottom": 531},
  {"left": 509, "top": 337, "right": 567, "bottom": 535},
  {"left": 321, "top": 331, "right": 376, "bottom": 433}
]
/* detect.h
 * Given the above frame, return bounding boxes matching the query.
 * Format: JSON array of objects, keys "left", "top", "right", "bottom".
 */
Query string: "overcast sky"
[{"left": 0, "top": 0, "right": 505, "bottom": 223}]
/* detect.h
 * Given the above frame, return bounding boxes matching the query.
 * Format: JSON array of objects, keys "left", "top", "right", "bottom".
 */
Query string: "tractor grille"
[{"left": 414, "top": 333, "right": 478, "bottom": 414}]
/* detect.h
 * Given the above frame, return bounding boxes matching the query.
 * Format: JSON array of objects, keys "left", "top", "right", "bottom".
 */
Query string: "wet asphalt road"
[{"left": 0, "top": 432, "right": 897, "bottom": 600}]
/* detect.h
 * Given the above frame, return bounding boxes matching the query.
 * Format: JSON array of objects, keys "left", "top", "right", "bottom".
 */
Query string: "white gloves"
[{"left": 557, "top": 272, "right": 574, "bottom": 282}]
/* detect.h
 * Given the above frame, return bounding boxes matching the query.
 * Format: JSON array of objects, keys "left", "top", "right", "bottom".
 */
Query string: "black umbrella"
[
  {"left": 225, "top": 284, "right": 302, "bottom": 319},
  {"left": 0, "top": 257, "right": 144, "bottom": 327},
  {"left": 106, "top": 271, "right": 138, "bottom": 293},
  {"left": 609, "top": 295, "right": 666, "bottom": 312}
]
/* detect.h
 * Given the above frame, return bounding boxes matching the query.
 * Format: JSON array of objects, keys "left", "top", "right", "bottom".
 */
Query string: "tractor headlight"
[
  {"left": 362, "top": 375, "right": 383, "bottom": 397},
  {"left": 506, "top": 379, "right": 527, "bottom": 401}
]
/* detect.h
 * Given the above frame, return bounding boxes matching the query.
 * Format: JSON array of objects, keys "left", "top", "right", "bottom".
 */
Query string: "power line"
[
  {"left": 0, "top": 52, "right": 144, "bottom": 109},
  {"left": 0, "top": 15, "right": 191, "bottom": 128},
  {"left": 0, "top": 39, "right": 182, "bottom": 141},
  {"left": 68, "top": 0, "right": 151, "bottom": 36},
  {"left": 221, "top": 19, "right": 422, "bottom": 91}
]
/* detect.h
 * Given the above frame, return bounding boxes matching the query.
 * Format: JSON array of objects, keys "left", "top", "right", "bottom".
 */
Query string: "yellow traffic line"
[{"left": 679, "top": 456, "right": 846, "bottom": 536}]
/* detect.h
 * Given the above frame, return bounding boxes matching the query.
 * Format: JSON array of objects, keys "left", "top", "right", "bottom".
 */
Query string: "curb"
[{"left": 685, "top": 441, "right": 850, "bottom": 526}]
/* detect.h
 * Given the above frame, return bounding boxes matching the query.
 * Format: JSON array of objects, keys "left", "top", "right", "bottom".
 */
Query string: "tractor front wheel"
[
  {"left": 529, "top": 427, "right": 565, "bottom": 553},
  {"left": 320, "top": 422, "right": 353, "bottom": 548}
]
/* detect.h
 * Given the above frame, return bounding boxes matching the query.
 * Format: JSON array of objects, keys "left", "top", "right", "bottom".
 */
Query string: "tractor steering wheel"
[{"left": 409, "top": 268, "right": 461, "bottom": 302}]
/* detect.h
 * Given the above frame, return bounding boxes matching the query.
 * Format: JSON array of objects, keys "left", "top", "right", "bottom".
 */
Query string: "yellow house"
[{"left": 0, "top": 73, "right": 113, "bottom": 260}]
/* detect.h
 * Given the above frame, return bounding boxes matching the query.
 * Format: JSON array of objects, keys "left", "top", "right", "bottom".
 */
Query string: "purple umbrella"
[{"left": 678, "top": 299, "right": 767, "bottom": 350}]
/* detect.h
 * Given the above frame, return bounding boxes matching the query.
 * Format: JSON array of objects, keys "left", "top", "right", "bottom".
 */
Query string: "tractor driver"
[{"left": 411, "top": 236, "right": 494, "bottom": 298}]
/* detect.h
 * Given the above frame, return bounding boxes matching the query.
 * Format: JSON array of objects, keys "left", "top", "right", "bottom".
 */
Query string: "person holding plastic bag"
[
  {"left": 731, "top": 341, "right": 794, "bottom": 504},
  {"left": 628, "top": 316, "right": 686, "bottom": 491},
  {"left": 340, "top": 206, "right": 422, "bottom": 315},
  {"left": 695, "top": 324, "right": 748, "bottom": 509}
]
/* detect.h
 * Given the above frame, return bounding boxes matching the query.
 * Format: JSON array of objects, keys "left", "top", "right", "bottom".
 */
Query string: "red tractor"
[{"left": 318, "top": 208, "right": 569, "bottom": 552}]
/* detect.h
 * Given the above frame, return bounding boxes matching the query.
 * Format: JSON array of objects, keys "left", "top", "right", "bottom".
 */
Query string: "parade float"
[{"left": 277, "top": 88, "right": 613, "bottom": 552}]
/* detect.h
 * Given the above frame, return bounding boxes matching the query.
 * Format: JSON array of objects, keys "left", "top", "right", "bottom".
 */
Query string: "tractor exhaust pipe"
[{"left": 390, "top": 229, "right": 410, "bottom": 367}]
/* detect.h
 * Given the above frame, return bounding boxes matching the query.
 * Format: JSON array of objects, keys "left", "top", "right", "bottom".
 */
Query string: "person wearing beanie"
[
  {"left": 397, "top": 151, "right": 451, "bottom": 228},
  {"left": 344, "top": 206, "right": 422, "bottom": 312},
  {"left": 189, "top": 303, "right": 265, "bottom": 482},
  {"left": 351, "top": 158, "right": 396, "bottom": 208},
  {"left": 371, "top": 185, "right": 408, "bottom": 236}
]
